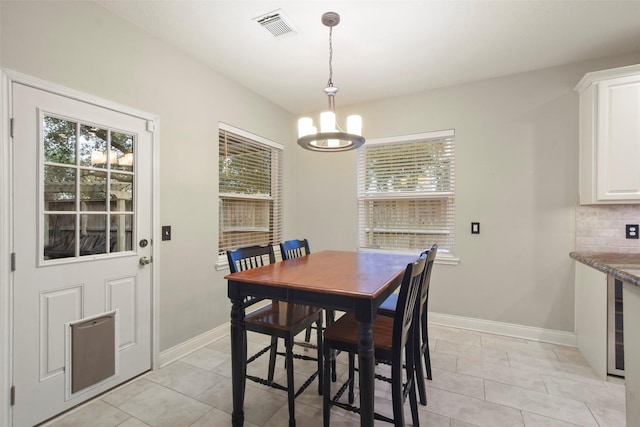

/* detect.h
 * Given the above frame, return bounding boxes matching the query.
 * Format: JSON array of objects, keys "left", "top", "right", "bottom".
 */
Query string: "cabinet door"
[
  {"left": 597, "top": 74, "right": 640, "bottom": 201},
  {"left": 575, "top": 262, "right": 607, "bottom": 378}
]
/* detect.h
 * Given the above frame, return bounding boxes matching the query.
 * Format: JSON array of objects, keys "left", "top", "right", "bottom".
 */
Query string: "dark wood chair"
[
  {"left": 279, "top": 238, "right": 337, "bottom": 380},
  {"left": 280, "top": 238, "right": 311, "bottom": 260},
  {"left": 322, "top": 253, "right": 427, "bottom": 427},
  {"left": 227, "top": 244, "right": 323, "bottom": 427},
  {"left": 379, "top": 244, "right": 437, "bottom": 406}
]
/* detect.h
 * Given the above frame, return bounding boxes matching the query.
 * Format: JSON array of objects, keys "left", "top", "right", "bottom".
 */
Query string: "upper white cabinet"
[{"left": 575, "top": 64, "right": 640, "bottom": 204}]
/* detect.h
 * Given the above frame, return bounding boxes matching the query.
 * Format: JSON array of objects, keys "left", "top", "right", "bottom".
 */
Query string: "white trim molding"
[
  {"left": 159, "top": 323, "right": 230, "bottom": 367},
  {"left": 429, "top": 312, "right": 577, "bottom": 347}
]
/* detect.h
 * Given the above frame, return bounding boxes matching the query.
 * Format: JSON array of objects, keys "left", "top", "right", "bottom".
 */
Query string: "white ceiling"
[{"left": 96, "top": 1, "right": 640, "bottom": 114}]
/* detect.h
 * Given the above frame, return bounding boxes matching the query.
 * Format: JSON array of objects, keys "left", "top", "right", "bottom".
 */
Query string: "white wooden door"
[{"left": 11, "top": 83, "right": 153, "bottom": 426}]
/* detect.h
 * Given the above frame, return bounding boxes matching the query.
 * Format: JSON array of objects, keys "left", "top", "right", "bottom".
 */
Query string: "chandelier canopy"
[{"left": 297, "top": 12, "right": 365, "bottom": 152}]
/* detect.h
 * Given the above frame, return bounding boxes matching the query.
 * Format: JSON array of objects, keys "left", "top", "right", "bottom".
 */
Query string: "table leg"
[
  {"left": 230, "top": 298, "right": 247, "bottom": 427},
  {"left": 357, "top": 320, "right": 375, "bottom": 427}
]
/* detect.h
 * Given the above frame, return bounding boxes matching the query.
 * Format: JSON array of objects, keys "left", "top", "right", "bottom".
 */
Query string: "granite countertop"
[{"left": 570, "top": 252, "right": 640, "bottom": 287}]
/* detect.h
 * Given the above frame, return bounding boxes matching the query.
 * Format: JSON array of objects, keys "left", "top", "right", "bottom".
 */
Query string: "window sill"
[
  {"left": 216, "top": 256, "right": 229, "bottom": 271},
  {"left": 358, "top": 247, "right": 460, "bottom": 266}
]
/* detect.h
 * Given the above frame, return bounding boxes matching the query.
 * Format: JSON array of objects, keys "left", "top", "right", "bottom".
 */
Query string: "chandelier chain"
[{"left": 327, "top": 26, "right": 333, "bottom": 88}]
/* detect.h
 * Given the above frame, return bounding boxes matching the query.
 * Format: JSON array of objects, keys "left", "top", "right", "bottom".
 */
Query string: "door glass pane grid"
[{"left": 42, "top": 114, "right": 136, "bottom": 261}]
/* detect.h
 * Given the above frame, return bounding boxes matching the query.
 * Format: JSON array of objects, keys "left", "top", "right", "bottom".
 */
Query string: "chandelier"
[{"left": 297, "top": 12, "right": 365, "bottom": 152}]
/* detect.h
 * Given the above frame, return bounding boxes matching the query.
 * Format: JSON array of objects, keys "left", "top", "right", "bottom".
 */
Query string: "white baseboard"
[
  {"left": 159, "top": 323, "right": 229, "bottom": 367},
  {"left": 429, "top": 312, "right": 577, "bottom": 347},
  {"left": 158, "top": 312, "right": 577, "bottom": 368}
]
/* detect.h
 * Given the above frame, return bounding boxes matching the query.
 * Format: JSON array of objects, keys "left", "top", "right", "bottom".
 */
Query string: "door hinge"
[
  {"left": 10, "top": 253, "right": 16, "bottom": 272},
  {"left": 10, "top": 385, "right": 15, "bottom": 406},
  {"left": 10, "top": 118, "right": 15, "bottom": 138}
]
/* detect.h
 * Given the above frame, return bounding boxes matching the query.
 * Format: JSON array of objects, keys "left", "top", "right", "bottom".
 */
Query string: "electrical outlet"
[{"left": 626, "top": 224, "right": 639, "bottom": 239}]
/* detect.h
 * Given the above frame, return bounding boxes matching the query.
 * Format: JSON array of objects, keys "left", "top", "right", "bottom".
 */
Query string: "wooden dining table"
[{"left": 225, "top": 250, "right": 417, "bottom": 427}]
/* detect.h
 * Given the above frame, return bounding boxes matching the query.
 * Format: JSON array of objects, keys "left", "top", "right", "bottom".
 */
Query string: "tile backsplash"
[{"left": 576, "top": 204, "right": 640, "bottom": 253}]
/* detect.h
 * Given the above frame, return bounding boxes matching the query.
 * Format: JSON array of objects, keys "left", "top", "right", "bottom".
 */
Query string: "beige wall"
[
  {"left": 295, "top": 53, "right": 640, "bottom": 333},
  {"left": 0, "top": 1, "right": 297, "bottom": 351},
  {"left": 3, "top": 0, "right": 640, "bottom": 348}
]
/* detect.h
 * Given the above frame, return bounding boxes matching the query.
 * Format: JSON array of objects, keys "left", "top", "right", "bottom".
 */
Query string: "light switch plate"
[
  {"left": 162, "top": 225, "right": 172, "bottom": 241},
  {"left": 471, "top": 222, "right": 480, "bottom": 234}
]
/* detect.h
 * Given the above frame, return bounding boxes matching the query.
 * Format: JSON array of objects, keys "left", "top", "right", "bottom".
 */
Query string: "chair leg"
[
  {"left": 316, "top": 314, "right": 323, "bottom": 395},
  {"left": 348, "top": 352, "right": 355, "bottom": 404},
  {"left": 323, "top": 340, "right": 332, "bottom": 427},
  {"left": 268, "top": 336, "right": 278, "bottom": 383},
  {"left": 285, "top": 337, "right": 296, "bottom": 427},
  {"left": 304, "top": 325, "right": 312, "bottom": 343},
  {"left": 422, "top": 310, "right": 432, "bottom": 381},
  {"left": 414, "top": 318, "right": 427, "bottom": 405},
  {"left": 407, "top": 344, "right": 420, "bottom": 427},
  {"left": 391, "top": 358, "right": 405, "bottom": 427}
]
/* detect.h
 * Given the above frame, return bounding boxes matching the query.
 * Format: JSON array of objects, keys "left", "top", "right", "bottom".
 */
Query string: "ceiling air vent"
[{"left": 254, "top": 9, "right": 297, "bottom": 38}]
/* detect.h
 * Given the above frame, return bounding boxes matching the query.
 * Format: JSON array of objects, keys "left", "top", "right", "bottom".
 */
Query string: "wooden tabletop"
[{"left": 225, "top": 250, "right": 416, "bottom": 299}]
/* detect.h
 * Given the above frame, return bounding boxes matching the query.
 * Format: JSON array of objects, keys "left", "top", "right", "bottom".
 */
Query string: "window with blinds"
[
  {"left": 357, "top": 129, "right": 456, "bottom": 259},
  {"left": 218, "top": 123, "right": 283, "bottom": 260}
]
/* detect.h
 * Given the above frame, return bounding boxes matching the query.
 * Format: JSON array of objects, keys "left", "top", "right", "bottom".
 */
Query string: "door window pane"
[
  {"left": 79, "top": 214, "right": 107, "bottom": 256},
  {"left": 80, "top": 170, "right": 107, "bottom": 210},
  {"left": 44, "top": 214, "right": 76, "bottom": 259},
  {"left": 110, "top": 214, "right": 133, "bottom": 253},
  {"left": 44, "top": 117, "right": 76, "bottom": 165},
  {"left": 111, "top": 173, "right": 134, "bottom": 211},
  {"left": 79, "top": 125, "right": 108, "bottom": 168},
  {"left": 112, "top": 132, "right": 134, "bottom": 172},
  {"left": 44, "top": 166, "right": 76, "bottom": 204}
]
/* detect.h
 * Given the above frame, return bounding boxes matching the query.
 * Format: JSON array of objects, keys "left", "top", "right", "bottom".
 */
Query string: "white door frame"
[{"left": 0, "top": 69, "right": 161, "bottom": 426}]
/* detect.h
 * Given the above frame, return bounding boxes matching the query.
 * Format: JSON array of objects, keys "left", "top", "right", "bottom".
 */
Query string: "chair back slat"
[
  {"left": 393, "top": 252, "right": 428, "bottom": 352},
  {"left": 280, "top": 239, "right": 311, "bottom": 260},
  {"left": 227, "top": 244, "right": 276, "bottom": 273},
  {"left": 418, "top": 244, "right": 438, "bottom": 310}
]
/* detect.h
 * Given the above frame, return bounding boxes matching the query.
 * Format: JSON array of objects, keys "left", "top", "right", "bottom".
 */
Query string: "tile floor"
[{"left": 44, "top": 324, "right": 626, "bottom": 427}]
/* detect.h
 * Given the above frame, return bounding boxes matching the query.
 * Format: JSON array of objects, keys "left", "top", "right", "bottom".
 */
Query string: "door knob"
[{"left": 139, "top": 256, "right": 151, "bottom": 266}]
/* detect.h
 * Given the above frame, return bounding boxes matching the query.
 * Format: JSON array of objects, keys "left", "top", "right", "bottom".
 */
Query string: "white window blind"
[
  {"left": 357, "top": 130, "right": 456, "bottom": 258},
  {"left": 218, "top": 124, "right": 283, "bottom": 259}
]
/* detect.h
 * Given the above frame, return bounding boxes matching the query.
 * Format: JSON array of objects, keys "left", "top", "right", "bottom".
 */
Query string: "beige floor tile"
[
  {"left": 430, "top": 325, "right": 484, "bottom": 346},
  {"left": 542, "top": 374, "right": 626, "bottom": 413},
  {"left": 189, "top": 407, "right": 260, "bottom": 427},
  {"left": 179, "top": 346, "right": 230, "bottom": 371},
  {"left": 588, "top": 404, "right": 627, "bottom": 427},
  {"left": 196, "top": 376, "right": 287, "bottom": 426},
  {"left": 45, "top": 400, "right": 130, "bottom": 427},
  {"left": 425, "top": 387, "right": 525, "bottom": 426},
  {"left": 436, "top": 339, "right": 510, "bottom": 364},
  {"left": 117, "top": 418, "right": 151, "bottom": 427},
  {"left": 117, "top": 385, "right": 212, "bottom": 427},
  {"left": 145, "top": 361, "right": 225, "bottom": 398},
  {"left": 521, "top": 411, "right": 583, "bottom": 426},
  {"left": 456, "top": 355, "right": 548, "bottom": 393},
  {"left": 428, "top": 368, "right": 485, "bottom": 399},
  {"left": 101, "top": 378, "right": 160, "bottom": 408},
  {"left": 484, "top": 380, "right": 598, "bottom": 426}
]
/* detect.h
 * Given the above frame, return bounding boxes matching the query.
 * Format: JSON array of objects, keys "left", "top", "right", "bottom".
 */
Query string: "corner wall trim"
[
  {"left": 158, "top": 323, "right": 229, "bottom": 367},
  {"left": 429, "top": 312, "right": 577, "bottom": 347}
]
